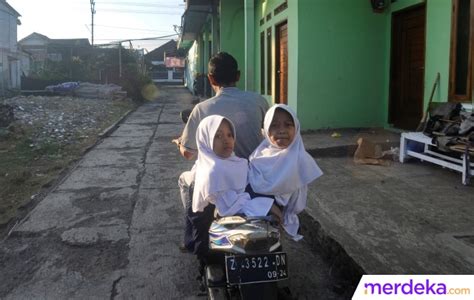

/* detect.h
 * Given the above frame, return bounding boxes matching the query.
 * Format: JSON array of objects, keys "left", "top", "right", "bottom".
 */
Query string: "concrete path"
[
  {"left": 304, "top": 146, "right": 474, "bottom": 275},
  {"left": 4, "top": 84, "right": 469, "bottom": 300},
  {"left": 1, "top": 87, "right": 197, "bottom": 299},
  {"left": 0, "top": 86, "right": 347, "bottom": 299}
]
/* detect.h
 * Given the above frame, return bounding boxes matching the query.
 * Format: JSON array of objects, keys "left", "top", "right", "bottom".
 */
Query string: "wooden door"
[
  {"left": 389, "top": 5, "right": 426, "bottom": 130},
  {"left": 276, "top": 21, "right": 288, "bottom": 104}
]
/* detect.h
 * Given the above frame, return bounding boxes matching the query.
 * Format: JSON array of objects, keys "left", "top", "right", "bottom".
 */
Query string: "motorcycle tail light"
[
  {"left": 228, "top": 233, "right": 248, "bottom": 247},
  {"left": 268, "top": 231, "right": 280, "bottom": 239}
]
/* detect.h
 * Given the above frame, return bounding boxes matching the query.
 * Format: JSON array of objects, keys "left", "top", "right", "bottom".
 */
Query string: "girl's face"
[
  {"left": 268, "top": 108, "right": 295, "bottom": 148},
  {"left": 213, "top": 119, "right": 235, "bottom": 158}
]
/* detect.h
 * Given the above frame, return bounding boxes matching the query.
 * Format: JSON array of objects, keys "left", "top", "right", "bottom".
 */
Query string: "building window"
[
  {"left": 449, "top": 0, "right": 474, "bottom": 102},
  {"left": 266, "top": 13, "right": 272, "bottom": 22},
  {"left": 267, "top": 27, "right": 272, "bottom": 96},
  {"left": 274, "top": 0, "right": 288, "bottom": 16}
]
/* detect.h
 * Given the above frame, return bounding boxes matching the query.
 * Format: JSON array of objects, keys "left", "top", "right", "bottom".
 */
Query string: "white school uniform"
[
  {"left": 192, "top": 115, "right": 273, "bottom": 217},
  {"left": 248, "top": 104, "right": 323, "bottom": 241}
]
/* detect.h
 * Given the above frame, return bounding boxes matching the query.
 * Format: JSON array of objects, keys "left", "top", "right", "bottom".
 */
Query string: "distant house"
[
  {"left": 145, "top": 40, "right": 185, "bottom": 83},
  {"left": 0, "top": 0, "right": 21, "bottom": 92},
  {"left": 17, "top": 32, "right": 49, "bottom": 72},
  {"left": 47, "top": 38, "right": 91, "bottom": 61},
  {"left": 18, "top": 32, "right": 91, "bottom": 74}
]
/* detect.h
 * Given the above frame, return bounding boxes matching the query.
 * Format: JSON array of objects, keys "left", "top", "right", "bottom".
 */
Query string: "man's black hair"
[{"left": 208, "top": 52, "right": 239, "bottom": 86}]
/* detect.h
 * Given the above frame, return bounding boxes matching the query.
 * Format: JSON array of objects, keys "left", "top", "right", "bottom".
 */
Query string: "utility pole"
[
  {"left": 118, "top": 43, "right": 122, "bottom": 78},
  {"left": 0, "top": 49, "right": 4, "bottom": 97},
  {"left": 90, "top": 0, "right": 96, "bottom": 46}
]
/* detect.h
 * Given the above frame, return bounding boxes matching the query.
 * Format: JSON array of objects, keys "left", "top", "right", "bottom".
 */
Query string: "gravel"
[{"left": 2, "top": 95, "right": 133, "bottom": 147}]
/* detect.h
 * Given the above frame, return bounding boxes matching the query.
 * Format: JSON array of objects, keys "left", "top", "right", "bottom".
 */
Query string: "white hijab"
[
  {"left": 192, "top": 115, "right": 273, "bottom": 216},
  {"left": 249, "top": 104, "right": 323, "bottom": 240}
]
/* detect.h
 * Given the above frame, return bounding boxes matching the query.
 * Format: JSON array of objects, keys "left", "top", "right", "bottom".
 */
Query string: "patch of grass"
[
  {"left": 35, "top": 140, "right": 63, "bottom": 158},
  {"left": 0, "top": 128, "right": 10, "bottom": 140}
]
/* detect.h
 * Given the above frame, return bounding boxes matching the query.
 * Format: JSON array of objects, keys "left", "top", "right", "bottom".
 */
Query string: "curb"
[
  {"left": 299, "top": 212, "right": 363, "bottom": 296},
  {"left": 2, "top": 108, "right": 135, "bottom": 240},
  {"left": 299, "top": 140, "right": 400, "bottom": 293},
  {"left": 307, "top": 141, "right": 399, "bottom": 158},
  {"left": 80, "top": 109, "right": 134, "bottom": 157},
  {"left": 99, "top": 109, "right": 133, "bottom": 138}
]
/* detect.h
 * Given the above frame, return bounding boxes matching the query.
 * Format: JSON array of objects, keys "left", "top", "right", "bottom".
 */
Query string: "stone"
[{"left": 61, "top": 228, "right": 99, "bottom": 246}]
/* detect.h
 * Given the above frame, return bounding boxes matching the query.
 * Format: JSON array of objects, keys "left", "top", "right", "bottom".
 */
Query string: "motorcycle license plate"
[{"left": 225, "top": 252, "right": 288, "bottom": 285}]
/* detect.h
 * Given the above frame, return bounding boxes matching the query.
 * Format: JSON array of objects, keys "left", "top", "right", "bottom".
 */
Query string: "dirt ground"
[{"left": 0, "top": 94, "right": 137, "bottom": 234}]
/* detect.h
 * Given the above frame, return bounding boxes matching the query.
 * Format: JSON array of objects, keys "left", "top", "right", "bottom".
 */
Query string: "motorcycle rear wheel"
[{"left": 205, "top": 265, "right": 228, "bottom": 300}]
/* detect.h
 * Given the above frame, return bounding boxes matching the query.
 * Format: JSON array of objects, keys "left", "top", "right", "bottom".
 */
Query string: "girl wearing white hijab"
[
  {"left": 193, "top": 115, "right": 273, "bottom": 217},
  {"left": 248, "top": 104, "right": 323, "bottom": 241}
]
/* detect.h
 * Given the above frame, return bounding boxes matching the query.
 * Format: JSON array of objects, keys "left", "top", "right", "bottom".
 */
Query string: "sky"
[{"left": 7, "top": 0, "right": 184, "bottom": 52}]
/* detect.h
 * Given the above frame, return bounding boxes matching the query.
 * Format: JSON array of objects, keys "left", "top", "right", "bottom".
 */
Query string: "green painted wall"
[
  {"left": 217, "top": 0, "right": 454, "bottom": 130},
  {"left": 391, "top": 0, "right": 425, "bottom": 11},
  {"left": 297, "top": 0, "right": 387, "bottom": 129},
  {"left": 220, "top": 0, "right": 246, "bottom": 90},
  {"left": 423, "top": 0, "right": 451, "bottom": 104}
]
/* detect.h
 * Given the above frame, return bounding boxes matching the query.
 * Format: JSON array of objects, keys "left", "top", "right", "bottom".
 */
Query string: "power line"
[
  {"left": 94, "top": 22, "right": 178, "bottom": 29},
  {"left": 126, "top": 34, "right": 178, "bottom": 41},
  {"left": 93, "top": 33, "right": 178, "bottom": 46},
  {"left": 93, "top": 24, "right": 175, "bottom": 33},
  {"left": 95, "top": 38, "right": 175, "bottom": 41},
  {"left": 100, "top": 8, "right": 182, "bottom": 15},
  {"left": 98, "top": 1, "right": 184, "bottom": 9},
  {"left": 98, "top": 0, "right": 184, "bottom": 4}
]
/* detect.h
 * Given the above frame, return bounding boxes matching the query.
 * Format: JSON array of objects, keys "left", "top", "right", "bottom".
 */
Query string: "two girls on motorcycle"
[{"left": 183, "top": 104, "right": 322, "bottom": 261}]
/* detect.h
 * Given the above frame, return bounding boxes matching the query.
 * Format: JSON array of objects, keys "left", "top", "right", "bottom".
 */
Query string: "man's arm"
[{"left": 174, "top": 105, "right": 200, "bottom": 160}]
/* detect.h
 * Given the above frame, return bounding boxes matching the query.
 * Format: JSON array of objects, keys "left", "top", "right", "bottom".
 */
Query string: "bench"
[{"left": 399, "top": 132, "right": 473, "bottom": 185}]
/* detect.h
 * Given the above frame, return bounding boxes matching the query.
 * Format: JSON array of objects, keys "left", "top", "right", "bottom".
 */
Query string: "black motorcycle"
[{"left": 204, "top": 215, "right": 288, "bottom": 300}]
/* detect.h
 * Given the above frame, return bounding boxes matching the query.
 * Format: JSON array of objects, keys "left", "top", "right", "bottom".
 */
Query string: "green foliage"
[
  {"left": 119, "top": 65, "right": 153, "bottom": 102},
  {"left": 29, "top": 46, "right": 152, "bottom": 101}
]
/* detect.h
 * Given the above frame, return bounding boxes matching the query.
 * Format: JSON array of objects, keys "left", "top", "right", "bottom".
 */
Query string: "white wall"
[
  {"left": 19, "top": 51, "right": 30, "bottom": 75},
  {"left": 0, "top": 2, "right": 18, "bottom": 51},
  {"left": 0, "top": 1, "right": 20, "bottom": 91},
  {"left": 0, "top": 17, "right": 9, "bottom": 46}
]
